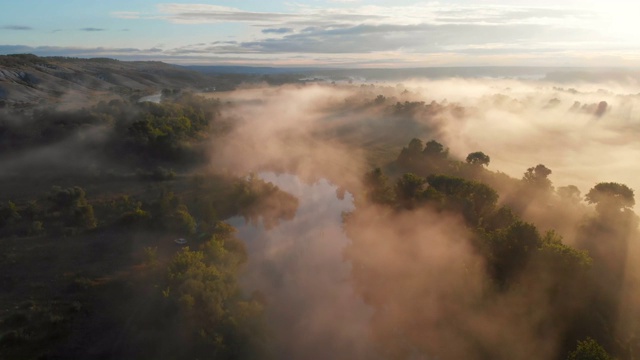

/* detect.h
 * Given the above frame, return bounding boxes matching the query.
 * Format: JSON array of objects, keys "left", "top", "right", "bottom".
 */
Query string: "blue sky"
[{"left": 1, "top": 0, "right": 639, "bottom": 67}]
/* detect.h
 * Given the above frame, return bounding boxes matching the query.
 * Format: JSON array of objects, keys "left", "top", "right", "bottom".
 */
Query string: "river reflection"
[{"left": 228, "top": 172, "right": 375, "bottom": 360}]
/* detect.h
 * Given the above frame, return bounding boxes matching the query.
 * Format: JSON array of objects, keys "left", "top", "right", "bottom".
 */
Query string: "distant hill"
[
  {"left": 185, "top": 65, "right": 322, "bottom": 75},
  {"left": 0, "top": 54, "right": 213, "bottom": 106},
  {"left": 185, "top": 65, "right": 554, "bottom": 79},
  {"left": 187, "top": 65, "right": 640, "bottom": 84},
  {"left": 3, "top": 55, "right": 639, "bottom": 107}
]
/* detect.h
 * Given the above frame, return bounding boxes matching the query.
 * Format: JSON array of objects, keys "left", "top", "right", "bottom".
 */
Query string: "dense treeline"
[
  {"left": 0, "top": 91, "right": 300, "bottom": 359},
  {"left": 0, "top": 92, "right": 226, "bottom": 172},
  {"left": 0, "top": 171, "right": 298, "bottom": 359},
  {"left": 2, "top": 79, "right": 638, "bottom": 360},
  {"left": 346, "top": 138, "right": 638, "bottom": 359},
  {"left": 0, "top": 173, "right": 298, "bottom": 241}
]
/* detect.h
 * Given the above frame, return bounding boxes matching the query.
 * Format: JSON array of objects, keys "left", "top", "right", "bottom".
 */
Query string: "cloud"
[
  {"left": 159, "top": 4, "right": 268, "bottom": 23},
  {"left": 99, "top": 2, "right": 640, "bottom": 65},
  {"left": 107, "top": 3, "right": 619, "bottom": 59},
  {"left": 150, "top": 3, "right": 591, "bottom": 27},
  {"left": 80, "top": 27, "right": 105, "bottom": 32},
  {"left": 261, "top": 27, "right": 294, "bottom": 34},
  {"left": 180, "top": 22, "right": 593, "bottom": 55},
  {"left": 2, "top": 25, "right": 33, "bottom": 31}
]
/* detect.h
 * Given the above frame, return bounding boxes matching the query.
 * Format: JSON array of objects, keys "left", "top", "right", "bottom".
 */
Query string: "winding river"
[{"left": 229, "top": 172, "right": 376, "bottom": 359}]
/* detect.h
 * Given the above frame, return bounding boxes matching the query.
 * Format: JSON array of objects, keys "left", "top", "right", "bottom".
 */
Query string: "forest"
[{"left": 1, "top": 75, "right": 640, "bottom": 360}]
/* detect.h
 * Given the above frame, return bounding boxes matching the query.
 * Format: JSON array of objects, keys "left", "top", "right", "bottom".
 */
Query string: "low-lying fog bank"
[{"left": 210, "top": 77, "right": 640, "bottom": 203}]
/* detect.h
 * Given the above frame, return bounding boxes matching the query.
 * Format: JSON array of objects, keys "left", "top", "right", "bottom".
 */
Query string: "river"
[{"left": 228, "top": 172, "right": 376, "bottom": 359}]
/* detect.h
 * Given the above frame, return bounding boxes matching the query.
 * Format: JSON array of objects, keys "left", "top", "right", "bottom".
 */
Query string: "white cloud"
[
  {"left": 149, "top": 3, "right": 593, "bottom": 27},
  {"left": 92, "top": 2, "right": 640, "bottom": 66}
]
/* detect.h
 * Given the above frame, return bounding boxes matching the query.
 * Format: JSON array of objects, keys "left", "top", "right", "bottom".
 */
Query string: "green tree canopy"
[
  {"left": 423, "top": 140, "right": 448, "bottom": 159},
  {"left": 585, "top": 182, "right": 634, "bottom": 212},
  {"left": 427, "top": 174, "right": 498, "bottom": 225},
  {"left": 567, "top": 338, "right": 613, "bottom": 360},
  {"left": 364, "top": 167, "right": 395, "bottom": 205},
  {"left": 466, "top": 151, "right": 490, "bottom": 167},
  {"left": 395, "top": 173, "right": 426, "bottom": 206},
  {"left": 523, "top": 164, "right": 553, "bottom": 190},
  {"left": 407, "top": 138, "right": 424, "bottom": 154}
]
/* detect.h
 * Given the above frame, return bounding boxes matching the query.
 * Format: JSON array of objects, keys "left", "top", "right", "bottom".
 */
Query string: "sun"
[{"left": 591, "top": 1, "right": 640, "bottom": 46}]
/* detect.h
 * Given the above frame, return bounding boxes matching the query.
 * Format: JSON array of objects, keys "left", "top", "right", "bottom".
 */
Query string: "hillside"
[{"left": 0, "top": 54, "right": 214, "bottom": 107}]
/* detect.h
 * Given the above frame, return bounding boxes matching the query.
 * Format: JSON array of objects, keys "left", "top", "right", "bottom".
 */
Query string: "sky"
[{"left": 1, "top": 0, "right": 640, "bottom": 67}]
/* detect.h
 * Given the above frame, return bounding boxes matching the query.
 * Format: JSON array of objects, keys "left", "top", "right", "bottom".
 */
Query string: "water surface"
[{"left": 229, "top": 172, "right": 376, "bottom": 360}]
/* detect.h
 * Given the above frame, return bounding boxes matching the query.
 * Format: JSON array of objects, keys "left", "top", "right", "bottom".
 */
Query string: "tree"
[
  {"left": 567, "top": 338, "right": 613, "bottom": 360},
  {"left": 426, "top": 174, "right": 498, "bottom": 225},
  {"left": 47, "top": 186, "right": 97, "bottom": 231},
  {"left": 173, "top": 205, "right": 197, "bottom": 236},
  {"left": 595, "top": 101, "right": 608, "bottom": 117},
  {"left": 395, "top": 173, "right": 426, "bottom": 207},
  {"left": 73, "top": 204, "right": 97, "bottom": 229},
  {"left": 577, "top": 182, "right": 638, "bottom": 350},
  {"left": 407, "top": 138, "right": 423, "bottom": 154},
  {"left": 397, "top": 138, "right": 424, "bottom": 167},
  {"left": 486, "top": 221, "right": 542, "bottom": 285},
  {"left": 48, "top": 186, "right": 88, "bottom": 210},
  {"left": 466, "top": 151, "right": 490, "bottom": 167},
  {"left": 423, "top": 140, "right": 448, "bottom": 159},
  {"left": 585, "top": 182, "right": 634, "bottom": 213},
  {"left": 523, "top": 164, "right": 553, "bottom": 190},
  {"left": 484, "top": 206, "right": 517, "bottom": 231},
  {"left": 0, "top": 201, "right": 21, "bottom": 230},
  {"left": 363, "top": 168, "right": 395, "bottom": 205},
  {"left": 165, "top": 239, "right": 265, "bottom": 358}
]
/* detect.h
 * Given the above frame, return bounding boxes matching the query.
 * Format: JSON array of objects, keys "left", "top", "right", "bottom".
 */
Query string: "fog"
[
  {"left": 206, "top": 76, "right": 640, "bottom": 359},
  {"left": 210, "top": 78, "right": 640, "bottom": 206},
  {"left": 408, "top": 78, "right": 640, "bottom": 198},
  {"left": 230, "top": 173, "right": 376, "bottom": 360},
  {"left": 3, "top": 72, "right": 639, "bottom": 358}
]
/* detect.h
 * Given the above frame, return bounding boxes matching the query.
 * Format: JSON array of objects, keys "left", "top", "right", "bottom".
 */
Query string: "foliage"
[
  {"left": 395, "top": 173, "right": 426, "bottom": 208},
  {"left": 539, "top": 230, "right": 592, "bottom": 269},
  {"left": 423, "top": 139, "right": 449, "bottom": 159},
  {"left": 352, "top": 150, "right": 612, "bottom": 358},
  {"left": 427, "top": 174, "right": 498, "bottom": 225},
  {"left": 484, "top": 221, "right": 541, "bottom": 285},
  {"left": 585, "top": 182, "right": 635, "bottom": 213},
  {"left": 165, "top": 234, "right": 265, "bottom": 358},
  {"left": 483, "top": 205, "right": 518, "bottom": 231},
  {"left": 363, "top": 167, "right": 395, "bottom": 205},
  {"left": 231, "top": 174, "right": 299, "bottom": 229},
  {"left": 173, "top": 205, "right": 197, "bottom": 236},
  {"left": 47, "top": 186, "right": 97, "bottom": 231},
  {"left": 567, "top": 338, "right": 614, "bottom": 360},
  {"left": 143, "top": 246, "right": 158, "bottom": 267},
  {"left": 466, "top": 151, "right": 490, "bottom": 167},
  {"left": 523, "top": 164, "right": 553, "bottom": 190},
  {"left": 0, "top": 95, "right": 223, "bottom": 170}
]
